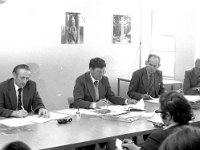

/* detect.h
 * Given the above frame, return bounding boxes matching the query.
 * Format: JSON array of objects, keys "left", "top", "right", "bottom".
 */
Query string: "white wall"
[{"left": 0, "top": 0, "right": 141, "bottom": 110}]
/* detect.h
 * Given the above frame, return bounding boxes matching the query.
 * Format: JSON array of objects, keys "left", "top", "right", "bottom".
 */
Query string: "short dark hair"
[
  {"left": 148, "top": 54, "right": 160, "bottom": 63},
  {"left": 89, "top": 57, "right": 106, "bottom": 69},
  {"left": 13, "top": 64, "right": 30, "bottom": 74},
  {"left": 159, "top": 91, "right": 193, "bottom": 125},
  {"left": 159, "top": 125, "right": 200, "bottom": 150},
  {"left": 2, "top": 141, "right": 31, "bottom": 150}
]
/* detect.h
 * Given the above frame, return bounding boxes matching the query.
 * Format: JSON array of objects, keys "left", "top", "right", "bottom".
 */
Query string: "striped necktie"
[{"left": 94, "top": 81, "right": 99, "bottom": 101}]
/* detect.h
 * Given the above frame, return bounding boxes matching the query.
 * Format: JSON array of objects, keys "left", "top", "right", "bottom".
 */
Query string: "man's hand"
[
  {"left": 38, "top": 108, "right": 50, "bottom": 118},
  {"left": 127, "top": 99, "right": 138, "bottom": 104},
  {"left": 122, "top": 139, "right": 140, "bottom": 150},
  {"left": 96, "top": 99, "right": 109, "bottom": 108},
  {"left": 142, "top": 94, "right": 153, "bottom": 100},
  {"left": 11, "top": 110, "right": 28, "bottom": 118}
]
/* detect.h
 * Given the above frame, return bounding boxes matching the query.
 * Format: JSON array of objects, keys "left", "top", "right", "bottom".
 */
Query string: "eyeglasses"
[
  {"left": 95, "top": 69, "right": 106, "bottom": 75},
  {"left": 148, "top": 63, "right": 160, "bottom": 68},
  {"left": 155, "top": 110, "right": 165, "bottom": 114}
]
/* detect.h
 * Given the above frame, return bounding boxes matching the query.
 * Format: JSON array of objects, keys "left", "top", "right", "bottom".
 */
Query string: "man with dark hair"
[
  {"left": 183, "top": 58, "right": 200, "bottom": 95},
  {"left": 159, "top": 125, "right": 200, "bottom": 150},
  {"left": 73, "top": 57, "right": 137, "bottom": 150},
  {"left": 2, "top": 141, "right": 31, "bottom": 150},
  {"left": 122, "top": 91, "right": 193, "bottom": 150},
  {"left": 73, "top": 57, "right": 137, "bottom": 109},
  {"left": 127, "top": 54, "right": 165, "bottom": 100},
  {"left": 0, "top": 64, "right": 49, "bottom": 118}
]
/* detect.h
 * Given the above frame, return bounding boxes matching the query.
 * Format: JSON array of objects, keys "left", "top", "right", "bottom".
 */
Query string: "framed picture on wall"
[
  {"left": 61, "top": 12, "right": 84, "bottom": 44},
  {"left": 113, "top": 15, "right": 131, "bottom": 44}
]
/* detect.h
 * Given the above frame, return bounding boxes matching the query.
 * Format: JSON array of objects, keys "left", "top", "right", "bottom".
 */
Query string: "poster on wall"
[
  {"left": 113, "top": 15, "right": 131, "bottom": 44},
  {"left": 61, "top": 12, "right": 84, "bottom": 44}
]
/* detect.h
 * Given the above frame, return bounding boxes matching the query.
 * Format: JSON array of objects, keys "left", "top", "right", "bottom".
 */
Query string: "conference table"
[{"left": 0, "top": 101, "right": 200, "bottom": 150}]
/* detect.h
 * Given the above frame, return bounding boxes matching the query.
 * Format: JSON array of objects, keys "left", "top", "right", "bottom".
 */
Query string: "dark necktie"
[
  {"left": 148, "top": 74, "right": 155, "bottom": 97},
  {"left": 94, "top": 81, "right": 99, "bottom": 101},
  {"left": 17, "top": 88, "right": 22, "bottom": 110}
]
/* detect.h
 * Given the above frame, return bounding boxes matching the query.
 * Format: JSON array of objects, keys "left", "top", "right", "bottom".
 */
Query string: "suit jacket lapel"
[
  {"left": 85, "top": 72, "right": 96, "bottom": 102},
  {"left": 8, "top": 79, "right": 17, "bottom": 110},
  {"left": 142, "top": 68, "right": 149, "bottom": 93}
]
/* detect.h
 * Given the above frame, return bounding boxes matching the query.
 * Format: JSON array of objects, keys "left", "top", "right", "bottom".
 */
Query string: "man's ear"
[{"left": 12, "top": 72, "right": 16, "bottom": 78}]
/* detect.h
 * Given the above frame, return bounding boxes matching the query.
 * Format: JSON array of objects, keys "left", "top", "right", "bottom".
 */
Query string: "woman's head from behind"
[
  {"left": 159, "top": 125, "right": 200, "bottom": 150},
  {"left": 158, "top": 91, "right": 193, "bottom": 126}
]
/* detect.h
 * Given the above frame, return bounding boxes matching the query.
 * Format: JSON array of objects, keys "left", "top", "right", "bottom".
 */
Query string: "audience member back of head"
[{"left": 2, "top": 141, "right": 31, "bottom": 150}]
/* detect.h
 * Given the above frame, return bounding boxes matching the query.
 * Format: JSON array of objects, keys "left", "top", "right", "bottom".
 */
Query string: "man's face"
[
  {"left": 13, "top": 69, "right": 31, "bottom": 88},
  {"left": 90, "top": 67, "right": 106, "bottom": 80},
  {"left": 146, "top": 57, "right": 160, "bottom": 74},
  {"left": 195, "top": 60, "right": 200, "bottom": 76}
]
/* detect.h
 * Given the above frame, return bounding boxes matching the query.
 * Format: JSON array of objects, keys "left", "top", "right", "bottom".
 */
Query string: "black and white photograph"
[
  {"left": 113, "top": 15, "right": 131, "bottom": 43},
  {"left": 61, "top": 12, "right": 84, "bottom": 44}
]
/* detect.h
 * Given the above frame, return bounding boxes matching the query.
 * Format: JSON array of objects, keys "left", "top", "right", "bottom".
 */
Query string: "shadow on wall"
[{"left": 26, "top": 62, "right": 49, "bottom": 107}]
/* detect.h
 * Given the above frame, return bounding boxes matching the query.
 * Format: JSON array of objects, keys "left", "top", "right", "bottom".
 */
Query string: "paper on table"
[
  {"left": 184, "top": 95, "right": 200, "bottom": 103},
  {"left": 57, "top": 108, "right": 101, "bottom": 116},
  {"left": 0, "top": 118, "right": 33, "bottom": 127},
  {"left": 145, "top": 98, "right": 159, "bottom": 104},
  {"left": 124, "top": 99, "right": 146, "bottom": 111},
  {"left": 25, "top": 112, "right": 70, "bottom": 123},
  {"left": 148, "top": 113, "right": 163, "bottom": 123}
]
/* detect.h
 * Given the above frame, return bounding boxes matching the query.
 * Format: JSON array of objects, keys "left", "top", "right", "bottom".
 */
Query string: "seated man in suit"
[
  {"left": 183, "top": 58, "right": 200, "bottom": 95},
  {"left": 127, "top": 54, "right": 165, "bottom": 101},
  {"left": 0, "top": 64, "right": 49, "bottom": 118},
  {"left": 122, "top": 91, "right": 193, "bottom": 150},
  {"left": 73, "top": 57, "right": 137, "bottom": 109},
  {"left": 73, "top": 57, "right": 137, "bottom": 150}
]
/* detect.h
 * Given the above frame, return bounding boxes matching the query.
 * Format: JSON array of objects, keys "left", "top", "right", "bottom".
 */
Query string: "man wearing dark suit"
[
  {"left": 73, "top": 57, "right": 137, "bottom": 150},
  {"left": 122, "top": 91, "right": 193, "bottom": 150},
  {"left": 0, "top": 64, "right": 49, "bottom": 118},
  {"left": 73, "top": 57, "right": 137, "bottom": 109},
  {"left": 183, "top": 58, "right": 200, "bottom": 95},
  {"left": 127, "top": 54, "right": 165, "bottom": 100}
]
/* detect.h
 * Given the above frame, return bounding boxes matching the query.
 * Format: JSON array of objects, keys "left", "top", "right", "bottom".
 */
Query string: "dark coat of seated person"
[
  {"left": 159, "top": 125, "right": 200, "bottom": 150},
  {"left": 0, "top": 64, "right": 49, "bottom": 118},
  {"left": 183, "top": 58, "right": 200, "bottom": 95},
  {"left": 127, "top": 54, "right": 165, "bottom": 101},
  {"left": 73, "top": 57, "right": 137, "bottom": 150},
  {"left": 2, "top": 141, "right": 31, "bottom": 150},
  {"left": 121, "top": 91, "right": 193, "bottom": 150}
]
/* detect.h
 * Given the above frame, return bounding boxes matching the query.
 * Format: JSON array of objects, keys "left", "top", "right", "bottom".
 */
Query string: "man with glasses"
[
  {"left": 121, "top": 91, "right": 193, "bottom": 150},
  {"left": 183, "top": 58, "right": 200, "bottom": 95},
  {"left": 73, "top": 57, "right": 137, "bottom": 109},
  {"left": 127, "top": 54, "right": 165, "bottom": 100}
]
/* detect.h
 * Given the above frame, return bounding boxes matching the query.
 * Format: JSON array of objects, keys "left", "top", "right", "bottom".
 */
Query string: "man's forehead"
[
  {"left": 149, "top": 57, "right": 159, "bottom": 64},
  {"left": 17, "top": 69, "right": 31, "bottom": 75}
]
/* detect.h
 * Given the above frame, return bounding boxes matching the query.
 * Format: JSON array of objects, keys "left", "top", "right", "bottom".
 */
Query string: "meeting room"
[{"left": 0, "top": 0, "right": 200, "bottom": 150}]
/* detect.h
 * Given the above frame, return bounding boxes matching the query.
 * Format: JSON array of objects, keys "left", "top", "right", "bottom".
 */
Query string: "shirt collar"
[
  {"left": 164, "top": 122, "right": 178, "bottom": 130},
  {"left": 14, "top": 82, "right": 21, "bottom": 92},
  {"left": 90, "top": 73, "right": 99, "bottom": 84}
]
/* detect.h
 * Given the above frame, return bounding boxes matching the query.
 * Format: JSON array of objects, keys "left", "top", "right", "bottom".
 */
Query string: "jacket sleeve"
[
  {"left": 32, "top": 82, "right": 45, "bottom": 113},
  {"left": 183, "top": 71, "right": 199, "bottom": 95},
  {"left": 158, "top": 71, "right": 165, "bottom": 95},
  {"left": 73, "top": 77, "right": 92, "bottom": 109},
  {"left": 104, "top": 77, "right": 126, "bottom": 105},
  {"left": 0, "top": 89, "right": 13, "bottom": 117},
  {"left": 127, "top": 72, "right": 142, "bottom": 100}
]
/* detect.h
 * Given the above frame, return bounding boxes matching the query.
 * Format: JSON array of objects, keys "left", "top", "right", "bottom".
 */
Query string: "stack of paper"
[
  {"left": 0, "top": 112, "right": 70, "bottom": 127},
  {"left": 185, "top": 95, "right": 200, "bottom": 110}
]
